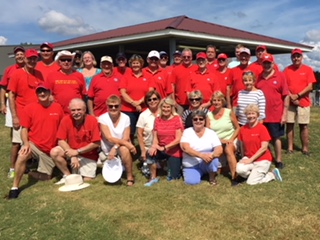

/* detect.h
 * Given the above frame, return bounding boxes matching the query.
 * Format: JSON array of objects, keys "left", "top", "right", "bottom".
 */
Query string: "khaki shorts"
[
  {"left": 76, "top": 157, "right": 97, "bottom": 178},
  {"left": 30, "top": 142, "right": 55, "bottom": 175},
  {"left": 287, "top": 105, "right": 310, "bottom": 124},
  {"left": 12, "top": 127, "right": 22, "bottom": 144}
]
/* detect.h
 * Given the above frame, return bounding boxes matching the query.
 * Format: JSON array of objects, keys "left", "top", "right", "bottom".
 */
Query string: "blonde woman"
[{"left": 147, "top": 98, "right": 184, "bottom": 186}]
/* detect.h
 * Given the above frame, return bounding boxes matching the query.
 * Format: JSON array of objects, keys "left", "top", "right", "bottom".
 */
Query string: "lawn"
[{"left": 1, "top": 108, "right": 320, "bottom": 240}]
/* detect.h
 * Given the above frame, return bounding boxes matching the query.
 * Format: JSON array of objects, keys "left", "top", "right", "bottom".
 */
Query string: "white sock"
[{"left": 11, "top": 187, "right": 18, "bottom": 190}]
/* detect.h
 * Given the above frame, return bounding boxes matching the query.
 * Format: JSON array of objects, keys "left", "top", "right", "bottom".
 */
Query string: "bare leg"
[
  {"left": 225, "top": 144, "right": 237, "bottom": 180},
  {"left": 286, "top": 123, "right": 295, "bottom": 151},
  {"left": 12, "top": 152, "right": 31, "bottom": 188},
  {"left": 10, "top": 142, "right": 20, "bottom": 169},
  {"left": 299, "top": 124, "right": 309, "bottom": 152},
  {"left": 149, "top": 163, "right": 157, "bottom": 179},
  {"left": 273, "top": 137, "right": 282, "bottom": 162},
  {"left": 50, "top": 147, "right": 71, "bottom": 176},
  {"left": 119, "top": 146, "right": 134, "bottom": 185}
]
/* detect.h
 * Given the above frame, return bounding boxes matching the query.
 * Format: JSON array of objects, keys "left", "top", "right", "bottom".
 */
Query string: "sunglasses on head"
[
  {"left": 40, "top": 49, "right": 52, "bottom": 52},
  {"left": 59, "top": 58, "right": 72, "bottom": 62},
  {"left": 189, "top": 98, "right": 201, "bottom": 102},
  {"left": 243, "top": 71, "right": 254, "bottom": 76},
  {"left": 108, "top": 104, "right": 119, "bottom": 109},
  {"left": 193, "top": 117, "right": 204, "bottom": 122},
  {"left": 147, "top": 97, "right": 159, "bottom": 102}
]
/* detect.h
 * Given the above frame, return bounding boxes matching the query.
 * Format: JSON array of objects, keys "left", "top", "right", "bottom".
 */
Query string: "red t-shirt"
[
  {"left": 207, "top": 59, "right": 219, "bottom": 72},
  {"left": 119, "top": 72, "right": 155, "bottom": 112},
  {"left": 228, "top": 65, "right": 254, "bottom": 106},
  {"left": 0, "top": 64, "right": 22, "bottom": 88},
  {"left": 56, "top": 115, "right": 101, "bottom": 161},
  {"left": 283, "top": 64, "right": 317, "bottom": 107},
  {"left": 8, "top": 68, "right": 44, "bottom": 118},
  {"left": 170, "top": 64, "right": 197, "bottom": 105},
  {"left": 142, "top": 67, "right": 173, "bottom": 99},
  {"left": 249, "top": 61, "right": 279, "bottom": 78},
  {"left": 238, "top": 123, "right": 272, "bottom": 162},
  {"left": 36, "top": 61, "right": 60, "bottom": 81},
  {"left": 256, "top": 70, "right": 289, "bottom": 123},
  {"left": 113, "top": 66, "right": 132, "bottom": 76},
  {"left": 87, "top": 72, "right": 122, "bottom": 117},
  {"left": 46, "top": 70, "right": 87, "bottom": 114},
  {"left": 186, "top": 69, "right": 220, "bottom": 103},
  {"left": 153, "top": 115, "right": 183, "bottom": 158},
  {"left": 20, "top": 102, "right": 64, "bottom": 154},
  {"left": 215, "top": 68, "right": 231, "bottom": 97}
]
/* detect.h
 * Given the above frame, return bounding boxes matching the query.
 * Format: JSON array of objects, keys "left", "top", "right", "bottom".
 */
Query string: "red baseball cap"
[
  {"left": 40, "top": 42, "right": 54, "bottom": 50},
  {"left": 256, "top": 45, "right": 267, "bottom": 51},
  {"left": 25, "top": 49, "right": 39, "bottom": 58},
  {"left": 196, "top": 52, "right": 207, "bottom": 60},
  {"left": 261, "top": 53, "right": 274, "bottom": 63},
  {"left": 217, "top": 53, "right": 228, "bottom": 59},
  {"left": 291, "top": 48, "right": 302, "bottom": 55},
  {"left": 36, "top": 83, "right": 50, "bottom": 92}
]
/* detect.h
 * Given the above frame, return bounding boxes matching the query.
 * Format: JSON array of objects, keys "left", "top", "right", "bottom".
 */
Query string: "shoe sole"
[{"left": 273, "top": 169, "right": 283, "bottom": 182}]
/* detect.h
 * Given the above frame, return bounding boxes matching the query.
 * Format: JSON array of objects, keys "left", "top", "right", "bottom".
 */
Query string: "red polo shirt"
[
  {"left": 170, "top": 64, "right": 197, "bottom": 105},
  {"left": 186, "top": 69, "right": 220, "bottom": 103},
  {"left": 215, "top": 68, "right": 231, "bottom": 97},
  {"left": 57, "top": 115, "right": 101, "bottom": 161},
  {"left": 20, "top": 102, "right": 64, "bottom": 154},
  {"left": 46, "top": 70, "right": 86, "bottom": 114},
  {"left": 114, "top": 66, "right": 132, "bottom": 76},
  {"left": 250, "top": 61, "right": 280, "bottom": 78},
  {"left": 8, "top": 68, "right": 44, "bottom": 118},
  {"left": 0, "top": 64, "right": 23, "bottom": 88},
  {"left": 143, "top": 67, "right": 172, "bottom": 99},
  {"left": 119, "top": 72, "right": 155, "bottom": 112},
  {"left": 87, "top": 71, "right": 122, "bottom": 116},
  {"left": 256, "top": 70, "right": 289, "bottom": 123},
  {"left": 283, "top": 64, "right": 317, "bottom": 107},
  {"left": 36, "top": 61, "right": 60, "bottom": 81},
  {"left": 207, "top": 59, "right": 219, "bottom": 72}
]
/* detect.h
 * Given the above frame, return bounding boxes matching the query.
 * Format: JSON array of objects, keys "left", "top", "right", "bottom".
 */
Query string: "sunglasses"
[
  {"left": 149, "top": 57, "right": 159, "bottom": 61},
  {"left": 189, "top": 98, "right": 201, "bottom": 102},
  {"left": 108, "top": 104, "right": 119, "bottom": 109},
  {"left": 147, "top": 97, "right": 159, "bottom": 102},
  {"left": 160, "top": 56, "right": 168, "bottom": 59},
  {"left": 218, "top": 58, "right": 226, "bottom": 62},
  {"left": 182, "top": 56, "right": 192, "bottom": 59},
  {"left": 243, "top": 71, "right": 254, "bottom": 76},
  {"left": 59, "top": 58, "right": 72, "bottom": 62},
  {"left": 292, "top": 55, "right": 302, "bottom": 59},
  {"left": 40, "top": 49, "right": 52, "bottom": 52},
  {"left": 193, "top": 117, "right": 204, "bottom": 122}
]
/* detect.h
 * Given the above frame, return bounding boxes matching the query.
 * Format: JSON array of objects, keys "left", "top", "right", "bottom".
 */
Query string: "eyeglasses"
[
  {"left": 189, "top": 98, "right": 201, "bottom": 102},
  {"left": 218, "top": 58, "right": 226, "bottom": 62},
  {"left": 182, "top": 56, "right": 192, "bottom": 59},
  {"left": 40, "top": 49, "right": 52, "bottom": 52},
  {"left": 149, "top": 57, "right": 159, "bottom": 61},
  {"left": 108, "top": 104, "right": 119, "bottom": 109},
  {"left": 292, "top": 55, "right": 302, "bottom": 59},
  {"left": 193, "top": 117, "right": 204, "bottom": 122},
  {"left": 147, "top": 97, "right": 159, "bottom": 102},
  {"left": 59, "top": 58, "right": 72, "bottom": 62},
  {"left": 160, "top": 56, "right": 168, "bottom": 59},
  {"left": 117, "top": 58, "right": 125, "bottom": 62}
]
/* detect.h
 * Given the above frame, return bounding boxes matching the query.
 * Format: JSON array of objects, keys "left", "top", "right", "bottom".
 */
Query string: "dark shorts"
[
  {"left": 263, "top": 123, "right": 284, "bottom": 138},
  {"left": 123, "top": 111, "right": 141, "bottom": 136}
]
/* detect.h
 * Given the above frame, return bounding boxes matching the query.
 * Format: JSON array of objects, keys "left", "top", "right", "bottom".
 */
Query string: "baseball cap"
[
  {"left": 116, "top": 52, "right": 126, "bottom": 60},
  {"left": 256, "top": 45, "right": 267, "bottom": 51},
  {"left": 40, "top": 42, "right": 54, "bottom": 50},
  {"left": 101, "top": 56, "right": 113, "bottom": 63},
  {"left": 173, "top": 50, "right": 182, "bottom": 56},
  {"left": 25, "top": 49, "right": 39, "bottom": 58},
  {"left": 147, "top": 50, "right": 160, "bottom": 59},
  {"left": 261, "top": 53, "right": 274, "bottom": 63},
  {"left": 217, "top": 53, "right": 228, "bottom": 59},
  {"left": 159, "top": 51, "right": 168, "bottom": 57},
  {"left": 13, "top": 46, "right": 25, "bottom": 54},
  {"left": 36, "top": 83, "right": 50, "bottom": 92},
  {"left": 196, "top": 52, "right": 207, "bottom": 60},
  {"left": 240, "top": 48, "right": 251, "bottom": 55},
  {"left": 291, "top": 48, "right": 302, "bottom": 55},
  {"left": 54, "top": 50, "right": 76, "bottom": 61}
]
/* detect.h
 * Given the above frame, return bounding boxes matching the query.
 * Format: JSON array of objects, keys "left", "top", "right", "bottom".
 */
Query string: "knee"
[
  {"left": 184, "top": 176, "right": 201, "bottom": 185},
  {"left": 50, "top": 147, "right": 64, "bottom": 160},
  {"left": 119, "top": 146, "right": 132, "bottom": 162},
  {"left": 236, "top": 163, "right": 247, "bottom": 177}
]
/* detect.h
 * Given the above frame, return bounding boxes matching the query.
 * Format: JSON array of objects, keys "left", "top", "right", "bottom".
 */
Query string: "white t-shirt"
[
  {"left": 98, "top": 112, "right": 130, "bottom": 153},
  {"left": 136, "top": 108, "right": 156, "bottom": 149},
  {"left": 180, "top": 127, "right": 221, "bottom": 167}
]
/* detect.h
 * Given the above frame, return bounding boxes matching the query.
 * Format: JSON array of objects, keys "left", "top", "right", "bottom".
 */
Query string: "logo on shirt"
[
  {"left": 273, "top": 81, "right": 278, "bottom": 85},
  {"left": 50, "top": 113, "right": 59, "bottom": 116},
  {"left": 207, "top": 78, "right": 211, "bottom": 81},
  {"left": 114, "top": 78, "right": 118, "bottom": 82},
  {"left": 143, "top": 78, "right": 147, "bottom": 81},
  {"left": 158, "top": 77, "right": 162, "bottom": 80}
]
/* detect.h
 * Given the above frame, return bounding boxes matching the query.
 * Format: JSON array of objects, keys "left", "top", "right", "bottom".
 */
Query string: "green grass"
[{"left": 1, "top": 108, "right": 320, "bottom": 240}]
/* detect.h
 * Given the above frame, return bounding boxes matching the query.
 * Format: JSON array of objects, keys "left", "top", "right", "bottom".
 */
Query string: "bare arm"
[
  {"left": 137, "top": 127, "right": 147, "bottom": 160},
  {"left": 9, "top": 91, "right": 19, "bottom": 130},
  {"left": 0, "top": 87, "right": 7, "bottom": 114},
  {"left": 240, "top": 141, "right": 269, "bottom": 164},
  {"left": 281, "top": 95, "right": 290, "bottom": 125},
  {"left": 120, "top": 88, "right": 142, "bottom": 112},
  {"left": 226, "top": 85, "right": 232, "bottom": 109},
  {"left": 87, "top": 98, "right": 95, "bottom": 116}
]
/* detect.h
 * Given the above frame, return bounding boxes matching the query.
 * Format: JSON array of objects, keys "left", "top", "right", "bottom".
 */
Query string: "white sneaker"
[{"left": 55, "top": 176, "right": 66, "bottom": 185}]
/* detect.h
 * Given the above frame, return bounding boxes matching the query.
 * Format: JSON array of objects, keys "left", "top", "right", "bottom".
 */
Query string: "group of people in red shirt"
[{"left": 1, "top": 42, "right": 316, "bottom": 199}]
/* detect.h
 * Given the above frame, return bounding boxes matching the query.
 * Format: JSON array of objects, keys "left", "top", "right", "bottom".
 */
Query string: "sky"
[{"left": 1, "top": 0, "right": 320, "bottom": 71}]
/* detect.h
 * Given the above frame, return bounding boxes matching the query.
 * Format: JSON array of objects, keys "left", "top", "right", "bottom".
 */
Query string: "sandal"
[
  {"left": 209, "top": 179, "right": 217, "bottom": 186},
  {"left": 126, "top": 179, "right": 135, "bottom": 186}
]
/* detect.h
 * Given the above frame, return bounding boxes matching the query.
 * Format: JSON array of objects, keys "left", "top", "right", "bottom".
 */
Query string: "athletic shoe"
[
  {"left": 7, "top": 169, "right": 15, "bottom": 179},
  {"left": 8, "top": 189, "right": 20, "bottom": 199},
  {"left": 144, "top": 178, "right": 159, "bottom": 187},
  {"left": 275, "top": 161, "right": 285, "bottom": 169},
  {"left": 55, "top": 176, "right": 66, "bottom": 185},
  {"left": 273, "top": 168, "right": 283, "bottom": 182}
]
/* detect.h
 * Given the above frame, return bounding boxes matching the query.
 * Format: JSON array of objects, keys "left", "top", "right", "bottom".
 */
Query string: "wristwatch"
[{"left": 114, "top": 145, "right": 119, "bottom": 150}]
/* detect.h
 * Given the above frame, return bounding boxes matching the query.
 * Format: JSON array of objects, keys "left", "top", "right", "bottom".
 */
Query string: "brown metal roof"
[{"left": 53, "top": 15, "right": 311, "bottom": 50}]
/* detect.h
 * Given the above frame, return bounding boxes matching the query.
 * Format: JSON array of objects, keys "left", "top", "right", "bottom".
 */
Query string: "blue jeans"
[
  {"left": 123, "top": 111, "right": 140, "bottom": 136},
  {"left": 183, "top": 158, "right": 219, "bottom": 185}
]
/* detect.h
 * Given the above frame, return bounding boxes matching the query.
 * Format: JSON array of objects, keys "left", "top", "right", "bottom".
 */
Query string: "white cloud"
[
  {"left": 0, "top": 36, "right": 8, "bottom": 45},
  {"left": 38, "top": 10, "right": 96, "bottom": 36}
]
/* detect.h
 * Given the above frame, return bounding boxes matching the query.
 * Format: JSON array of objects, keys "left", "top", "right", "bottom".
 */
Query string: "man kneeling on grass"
[
  {"left": 8, "top": 84, "right": 64, "bottom": 199},
  {"left": 50, "top": 98, "right": 101, "bottom": 184}
]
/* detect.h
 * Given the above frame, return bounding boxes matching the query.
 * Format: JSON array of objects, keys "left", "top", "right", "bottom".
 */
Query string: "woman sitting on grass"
[
  {"left": 236, "top": 104, "right": 282, "bottom": 185},
  {"left": 180, "top": 110, "right": 222, "bottom": 186},
  {"left": 146, "top": 98, "right": 184, "bottom": 186}
]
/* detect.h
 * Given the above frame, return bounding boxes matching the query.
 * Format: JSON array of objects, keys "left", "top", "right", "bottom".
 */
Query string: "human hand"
[
  {"left": 71, "top": 157, "right": 80, "bottom": 169},
  {"left": 201, "top": 153, "right": 213, "bottom": 163},
  {"left": 239, "top": 157, "right": 252, "bottom": 164},
  {"left": 108, "top": 147, "right": 117, "bottom": 160},
  {"left": 12, "top": 116, "right": 20, "bottom": 130},
  {"left": 19, "top": 144, "right": 31, "bottom": 155},
  {"left": 0, "top": 105, "right": 6, "bottom": 114},
  {"left": 64, "top": 149, "right": 78, "bottom": 158}
]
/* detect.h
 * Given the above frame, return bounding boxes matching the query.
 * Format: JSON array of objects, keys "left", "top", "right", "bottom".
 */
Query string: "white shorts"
[{"left": 5, "top": 99, "right": 12, "bottom": 128}]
